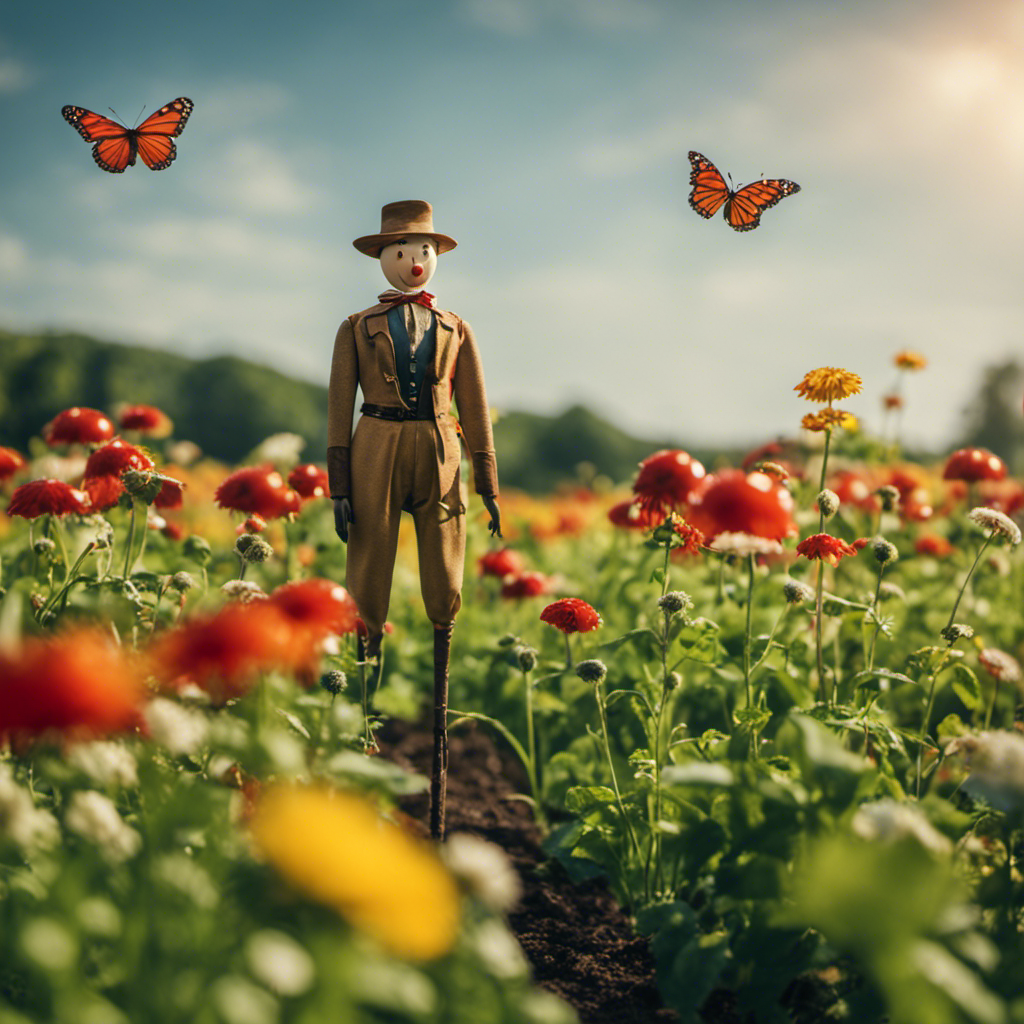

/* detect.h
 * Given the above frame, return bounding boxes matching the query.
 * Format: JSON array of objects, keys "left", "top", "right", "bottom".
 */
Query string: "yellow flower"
[
  {"left": 801, "top": 407, "right": 857, "bottom": 432},
  {"left": 894, "top": 349, "right": 927, "bottom": 370},
  {"left": 794, "top": 367, "right": 863, "bottom": 404},
  {"left": 250, "top": 785, "right": 459, "bottom": 961}
]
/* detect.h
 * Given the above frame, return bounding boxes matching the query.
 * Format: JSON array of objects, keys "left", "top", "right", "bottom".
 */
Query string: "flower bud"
[
  {"left": 872, "top": 537, "right": 899, "bottom": 566},
  {"left": 33, "top": 537, "right": 57, "bottom": 557},
  {"left": 169, "top": 571, "right": 196, "bottom": 593},
  {"left": 513, "top": 645, "right": 538, "bottom": 673},
  {"left": 235, "top": 535, "right": 273, "bottom": 564},
  {"left": 941, "top": 623, "right": 974, "bottom": 644},
  {"left": 665, "top": 671, "right": 682, "bottom": 692},
  {"left": 782, "top": 577, "right": 814, "bottom": 604},
  {"left": 816, "top": 489, "right": 840, "bottom": 521},
  {"left": 497, "top": 633, "right": 519, "bottom": 648},
  {"left": 183, "top": 535, "right": 212, "bottom": 565},
  {"left": 575, "top": 659, "right": 607, "bottom": 685},
  {"left": 658, "top": 591, "right": 692, "bottom": 616},
  {"left": 876, "top": 485, "right": 900, "bottom": 513},
  {"left": 320, "top": 670, "right": 347, "bottom": 696},
  {"left": 122, "top": 469, "right": 163, "bottom": 503}
]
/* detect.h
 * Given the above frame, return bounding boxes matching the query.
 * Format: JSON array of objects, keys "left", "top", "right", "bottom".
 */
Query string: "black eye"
[
  {"left": 422, "top": 246, "right": 429, "bottom": 256},
  {"left": 396, "top": 251, "right": 403, "bottom": 259}
]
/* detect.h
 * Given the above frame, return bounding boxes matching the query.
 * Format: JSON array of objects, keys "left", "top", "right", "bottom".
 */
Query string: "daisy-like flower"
[
  {"left": 443, "top": 832, "right": 522, "bottom": 912},
  {"left": 43, "top": 407, "right": 115, "bottom": 446},
  {"left": 967, "top": 507, "right": 1022, "bottom": 546},
  {"left": 215, "top": 465, "right": 300, "bottom": 520},
  {"left": 287, "top": 464, "right": 329, "bottom": 500},
  {"left": 7, "top": 478, "right": 89, "bottom": 518},
  {"left": 794, "top": 367, "right": 863, "bottom": 404},
  {"left": 978, "top": 649, "right": 1022, "bottom": 686},
  {"left": 118, "top": 404, "right": 173, "bottom": 437},
  {"left": 894, "top": 350, "right": 927, "bottom": 370},
  {"left": 84, "top": 438, "right": 155, "bottom": 485},
  {"left": 0, "top": 446, "right": 27, "bottom": 482},
  {"left": 540, "top": 597, "right": 602, "bottom": 634},
  {"left": 801, "top": 408, "right": 856, "bottom": 432},
  {"left": 631, "top": 449, "right": 706, "bottom": 517},
  {"left": 796, "top": 533, "right": 859, "bottom": 567},
  {"left": 708, "top": 532, "right": 783, "bottom": 557}
]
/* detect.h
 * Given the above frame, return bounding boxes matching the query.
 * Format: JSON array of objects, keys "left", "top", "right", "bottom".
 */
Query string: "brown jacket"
[{"left": 326, "top": 302, "right": 498, "bottom": 500}]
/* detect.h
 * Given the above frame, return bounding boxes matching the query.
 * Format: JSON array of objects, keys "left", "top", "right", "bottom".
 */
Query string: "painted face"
[{"left": 379, "top": 235, "right": 438, "bottom": 292}]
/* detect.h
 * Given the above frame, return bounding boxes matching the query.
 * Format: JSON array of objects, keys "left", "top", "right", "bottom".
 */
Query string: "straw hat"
[{"left": 352, "top": 200, "right": 458, "bottom": 257}]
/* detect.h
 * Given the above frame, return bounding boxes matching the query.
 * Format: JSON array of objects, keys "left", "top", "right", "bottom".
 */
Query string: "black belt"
[{"left": 360, "top": 403, "right": 434, "bottom": 422}]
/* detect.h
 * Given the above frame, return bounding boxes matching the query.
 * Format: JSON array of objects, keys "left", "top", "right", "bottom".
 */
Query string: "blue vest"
[{"left": 387, "top": 306, "right": 436, "bottom": 415}]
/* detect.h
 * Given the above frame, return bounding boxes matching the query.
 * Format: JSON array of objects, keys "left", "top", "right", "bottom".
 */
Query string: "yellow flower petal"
[
  {"left": 794, "top": 367, "right": 863, "bottom": 404},
  {"left": 251, "top": 785, "right": 460, "bottom": 961}
]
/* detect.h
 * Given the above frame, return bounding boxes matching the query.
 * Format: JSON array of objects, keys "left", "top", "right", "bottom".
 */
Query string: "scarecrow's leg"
[{"left": 431, "top": 621, "right": 454, "bottom": 840}]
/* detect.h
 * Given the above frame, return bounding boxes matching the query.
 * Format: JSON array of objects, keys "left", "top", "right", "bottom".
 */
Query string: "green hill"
[{"left": 0, "top": 328, "right": 710, "bottom": 491}]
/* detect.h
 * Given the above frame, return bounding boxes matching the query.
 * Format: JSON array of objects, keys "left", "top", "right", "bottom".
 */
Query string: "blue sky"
[{"left": 2, "top": 0, "right": 1022, "bottom": 450}]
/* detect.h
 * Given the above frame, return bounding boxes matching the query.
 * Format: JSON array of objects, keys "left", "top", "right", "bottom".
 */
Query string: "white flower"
[
  {"left": 65, "top": 790, "right": 141, "bottom": 864},
  {"left": 67, "top": 741, "right": 138, "bottom": 788},
  {"left": 244, "top": 930, "right": 316, "bottom": 996},
  {"left": 250, "top": 432, "right": 305, "bottom": 466},
  {"left": 221, "top": 579, "right": 268, "bottom": 603},
  {"left": 852, "top": 799, "right": 951, "bottom": 855},
  {"left": 708, "top": 532, "right": 783, "bottom": 557},
  {"left": 473, "top": 919, "right": 528, "bottom": 979},
  {"left": 967, "top": 507, "right": 1022, "bottom": 546},
  {"left": 443, "top": 832, "right": 522, "bottom": 912},
  {"left": 152, "top": 853, "right": 219, "bottom": 909},
  {"left": 978, "top": 649, "right": 1023, "bottom": 686},
  {"left": 0, "top": 765, "right": 59, "bottom": 854},
  {"left": 947, "top": 730, "right": 1024, "bottom": 812},
  {"left": 166, "top": 440, "right": 202, "bottom": 466},
  {"left": 143, "top": 698, "right": 209, "bottom": 756}
]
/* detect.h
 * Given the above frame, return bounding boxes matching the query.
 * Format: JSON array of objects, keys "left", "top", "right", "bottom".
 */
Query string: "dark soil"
[{"left": 377, "top": 717, "right": 678, "bottom": 1024}]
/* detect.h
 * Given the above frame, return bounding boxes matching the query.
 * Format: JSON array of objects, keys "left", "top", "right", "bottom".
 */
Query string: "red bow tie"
[{"left": 379, "top": 290, "right": 435, "bottom": 310}]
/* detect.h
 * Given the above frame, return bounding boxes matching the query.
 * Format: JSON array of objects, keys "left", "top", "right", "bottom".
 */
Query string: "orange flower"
[
  {"left": 269, "top": 578, "right": 360, "bottom": 637},
  {"left": 540, "top": 598, "right": 602, "bottom": 635},
  {"left": 915, "top": 534, "right": 953, "bottom": 558},
  {"left": 801, "top": 408, "right": 856, "bottom": 432},
  {"left": 216, "top": 465, "right": 300, "bottom": 519},
  {"left": 0, "top": 446, "right": 26, "bottom": 482},
  {"left": 0, "top": 630, "right": 145, "bottom": 738},
  {"left": 894, "top": 350, "right": 927, "bottom": 370},
  {"left": 794, "top": 367, "right": 862, "bottom": 404},
  {"left": 796, "top": 533, "right": 859, "bottom": 567}
]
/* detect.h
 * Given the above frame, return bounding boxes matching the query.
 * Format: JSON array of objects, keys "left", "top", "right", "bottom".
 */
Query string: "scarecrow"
[{"left": 327, "top": 200, "right": 501, "bottom": 839}]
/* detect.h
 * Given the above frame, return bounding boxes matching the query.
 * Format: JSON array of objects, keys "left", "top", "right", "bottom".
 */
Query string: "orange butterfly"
[
  {"left": 61, "top": 97, "right": 194, "bottom": 173},
  {"left": 688, "top": 151, "right": 800, "bottom": 232}
]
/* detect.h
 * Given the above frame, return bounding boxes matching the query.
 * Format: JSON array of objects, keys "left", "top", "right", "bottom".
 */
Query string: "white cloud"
[
  {"left": 215, "top": 141, "right": 319, "bottom": 214},
  {"left": 0, "top": 56, "right": 32, "bottom": 93},
  {"left": 0, "top": 232, "right": 28, "bottom": 276},
  {"left": 198, "top": 81, "right": 292, "bottom": 128},
  {"left": 460, "top": 0, "right": 663, "bottom": 36}
]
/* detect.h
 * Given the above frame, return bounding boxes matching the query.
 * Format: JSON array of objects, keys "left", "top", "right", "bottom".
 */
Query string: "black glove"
[
  {"left": 333, "top": 497, "right": 354, "bottom": 543},
  {"left": 482, "top": 495, "right": 502, "bottom": 539}
]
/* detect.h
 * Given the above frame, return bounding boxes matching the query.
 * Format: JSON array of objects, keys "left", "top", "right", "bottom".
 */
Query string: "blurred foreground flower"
[
  {"left": 0, "top": 631, "right": 145, "bottom": 738},
  {"left": 269, "top": 578, "right": 360, "bottom": 637},
  {"left": 0, "top": 446, "right": 27, "bottom": 482},
  {"left": 215, "top": 465, "right": 300, "bottom": 519},
  {"left": 851, "top": 799, "right": 951, "bottom": 855},
  {"left": 250, "top": 785, "right": 459, "bottom": 960},
  {"left": 687, "top": 469, "right": 797, "bottom": 541},
  {"left": 7, "top": 478, "right": 89, "bottom": 518},
  {"left": 943, "top": 448, "right": 1006, "bottom": 484},
  {"left": 118, "top": 403, "right": 173, "bottom": 437},
  {"left": 443, "top": 832, "right": 522, "bottom": 912}
]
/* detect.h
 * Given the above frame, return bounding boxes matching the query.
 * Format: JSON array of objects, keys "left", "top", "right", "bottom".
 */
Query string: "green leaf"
[
  {"left": 650, "top": 566, "right": 667, "bottom": 586},
  {"left": 850, "top": 667, "right": 919, "bottom": 692},
  {"left": 662, "top": 763, "right": 734, "bottom": 787},
  {"left": 950, "top": 664, "right": 983, "bottom": 712},
  {"left": 564, "top": 785, "right": 617, "bottom": 815},
  {"left": 734, "top": 706, "right": 772, "bottom": 733},
  {"left": 600, "top": 627, "right": 658, "bottom": 652},
  {"left": 936, "top": 713, "right": 970, "bottom": 740},
  {"left": 274, "top": 708, "right": 311, "bottom": 740}
]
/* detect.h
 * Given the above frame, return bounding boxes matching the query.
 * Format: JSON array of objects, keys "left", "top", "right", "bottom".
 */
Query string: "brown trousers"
[{"left": 345, "top": 416, "right": 465, "bottom": 635}]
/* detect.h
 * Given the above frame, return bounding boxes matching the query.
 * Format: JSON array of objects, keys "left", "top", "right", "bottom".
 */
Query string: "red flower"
[
  {"left": 287, "top": 464, "right": 330, "bottom": 500},
  {"left": 355, "top": 618, "right": 395, "bottom": 637},
  {"left": 686, "top": 469, "right": 797, "bottom": 541},
  {"left": 7, "top": 478, "right": 89, "bottom": 518},
  {"left": 149, "top": 602, "right": 301, "bottom": 702},
  {"left": 153, "top": 476, "right": 185, "bottom": 510},
  {"left": 915, "top": 534, "right": 953, "bottom": 558},
  {"left": 665, "top": 513, "right": 706, "bottom": 554},
  {"left": 241, "top": 514, "right": 268, "bottom": 534},
  {"left": 269, "top": 578, "right": 360, "bottom": 637},
  {"left": 84, "top": 438, "right": 155, "bottom": 478},
  {"left": 0, "top": 631, "right": 145, "bottom": 738},
  {"left": 500, "top": 571, "right": 551, "bottom": 599},
  {"left": 82, "top": 474, "right": 124, "bottom": 511},
  {"left": 796, "top": 533, "right": 859, "bottom": 567},
  {"left": 479, "top": 547, "right": 525, "bottom": 579},
  {"left": 119, "top": 404, "right": 173, "bottom": 437},
  {"left": 0, "top": 446, "right": 26, "bottom": 482},
  {"left": 161, "top": 522, "right": 185, "bottom": 541},
  {"left": 943, "top": 448, "right": 1007, "bottom": 483},
  {"left": 632, "top": 449, "right": 706, "bottom": 516},
  {"left": 830, "top": 471, "right": 879, "bottom": 512},
  {"left": 607, "top": 499, "right": 662, "bottom": 531},
  {"left": 540, "top": 598, "right": 602, "bottom": 634},
  {"left": 977, "top": 479, "right": 1024, "bottom": 516},
  {"left": 44, "top": 407, "right": 115, "bottom": 446},
  {"left": 215, "top": 465, "right": 300, "bottom": 519}
]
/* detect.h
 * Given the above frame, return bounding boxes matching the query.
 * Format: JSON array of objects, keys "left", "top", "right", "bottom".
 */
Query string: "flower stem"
[
  {"left": 945, "top": 536, "right": 991, "bottom": 629},
  {"left": 743, "top": 553, "right": 755, "bottom": 710},
  {"left": 815, "top": 561, "right": 827, "bottom": 704},
  {"left": 122, "top": 503, "right": 137, "bottom": 582},
  {"left": 817, "top": 428, "right": 832, "bottom": 532},
  {"left": 524, "top": 668, "right": 540, "bottom": 804},
  {"left": 866, "top": 563, "right": 886, "bottom": 670}
]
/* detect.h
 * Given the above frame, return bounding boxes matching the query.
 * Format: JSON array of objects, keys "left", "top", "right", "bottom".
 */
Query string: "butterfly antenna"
[
  {"left": 132, "top": 104, "right": 146, "bottom": 127},
  {"left": 107, "top": 106, "right": 127, "bottom": 126}
]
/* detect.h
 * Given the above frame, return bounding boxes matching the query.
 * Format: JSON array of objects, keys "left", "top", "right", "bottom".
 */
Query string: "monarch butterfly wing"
[
  {"left": 687, "top": 151, "right": 731, "bottom": 219},
  {"left": 93, "top": 133, "right": 137, "bottom": 173},
  {"left": 724, "top": 178, "right": 801, "bottom": 232},
  {"left": 61, "top": 105, "right": 125, "bottom": 142},
  {"left": 134, "top": 97, "right": 193, "bottom": 170}
]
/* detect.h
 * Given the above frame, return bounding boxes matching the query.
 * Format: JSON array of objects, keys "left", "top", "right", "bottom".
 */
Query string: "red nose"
[{"left": 411, "top": 265, "right": 423, "bottom": 277}]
